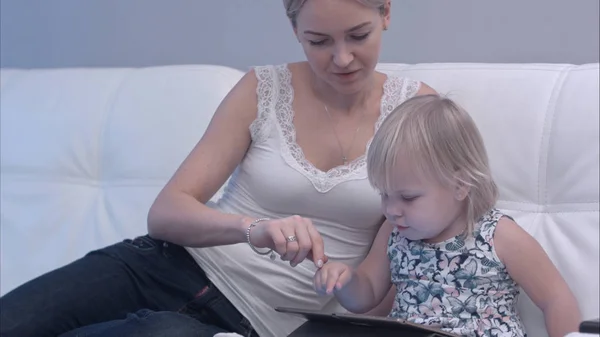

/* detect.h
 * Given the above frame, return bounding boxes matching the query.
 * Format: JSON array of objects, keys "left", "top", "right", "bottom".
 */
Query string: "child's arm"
[
  {"left": 365, "top": 285, "right": 397, "bottom": 316},
  {"left": 494, "top": 217, "right": 581, "bottom": 337},
  {"left": 313, "top": 221, "right": 394, "bottom": 314}
]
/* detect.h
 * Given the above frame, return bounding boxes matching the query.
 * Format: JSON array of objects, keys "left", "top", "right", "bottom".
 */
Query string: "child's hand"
[{"left": 313, "top": 262, "right": 353, "bottom": 296}]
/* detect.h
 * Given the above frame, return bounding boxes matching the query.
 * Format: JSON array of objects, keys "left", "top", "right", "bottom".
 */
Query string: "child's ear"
[{"left": 454, "top": 171, "right": 470, "bottom": 201}]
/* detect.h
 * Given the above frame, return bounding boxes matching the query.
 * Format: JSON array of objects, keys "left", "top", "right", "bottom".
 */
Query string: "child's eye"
[
  {"left": 402, "top": 196, "right": 418, "bottom": 202},
  {"left": 351, "top": 33, "right": 370, "bottom": 41}
]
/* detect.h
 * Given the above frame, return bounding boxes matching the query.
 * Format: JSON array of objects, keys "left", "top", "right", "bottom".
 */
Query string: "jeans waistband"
[{"left": 141, "top": 236, "right": 259, "bottom": 337}]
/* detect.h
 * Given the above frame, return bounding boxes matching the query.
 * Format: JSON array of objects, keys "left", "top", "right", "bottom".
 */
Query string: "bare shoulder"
[
  {"left": 200, "top": 67, "right": 261, "bottom": 134},
  {"left": 286, "top": 61, "right": 313, "bottom": 84},
  {"left": 221, "top": 68, "right": 260, "bottom": 118},
  {"left": 415, "top": 81, "right": 438, "bottom": 96},
  {"left": 494, "top": 215, "right": 529, "bottom": 241},
  {"left": 493, "top": 215, "right": 538, "bottom": 264},
  {"left": 159, "top": 68, "right": 260, "bottom": 202}
]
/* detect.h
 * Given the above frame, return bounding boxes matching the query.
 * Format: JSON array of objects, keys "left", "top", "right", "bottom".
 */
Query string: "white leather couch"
[{"left": 1, "top": 63, "right": 598, "bottom": 337}]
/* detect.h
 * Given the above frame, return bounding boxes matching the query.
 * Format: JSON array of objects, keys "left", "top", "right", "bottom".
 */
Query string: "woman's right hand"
[{"left": 248, "top": 215, "right": 328, "bottom": 268}]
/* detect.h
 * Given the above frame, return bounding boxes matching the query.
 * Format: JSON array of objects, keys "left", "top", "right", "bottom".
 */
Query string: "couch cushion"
[{"left": 0, "top": 65, "right": 245, "bottom": 295}]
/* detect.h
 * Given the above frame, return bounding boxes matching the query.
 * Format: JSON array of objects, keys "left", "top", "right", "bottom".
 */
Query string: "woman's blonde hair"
[
  {"left": 367, "top": 94, "right": 498, "bottom": 235},
  {"left": 283, "top": 0, "right": 387, "bottom": 27}
]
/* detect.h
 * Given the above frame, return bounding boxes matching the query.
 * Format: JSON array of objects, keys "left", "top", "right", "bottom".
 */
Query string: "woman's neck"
[{"left": 311, "top": 72, "right": 377, "bottom": 115}]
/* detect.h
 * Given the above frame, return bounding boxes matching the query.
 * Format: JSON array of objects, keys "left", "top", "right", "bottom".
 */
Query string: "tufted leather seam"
[
  {"left": 376, "top": 64, "right": 597, "bottom": 72},
  {"left": 0, "top": 172, "right": 166, "bottom": 186},
  {"left": 532, "top": 65, "right": 573, "bottom": 236},
  {"left": 497, "top": 199, "right": 600, "bottom": 205},
  {"left": 502, "top": 211, "right": 600, "bottom": 213},
  {"left": 539, "top": 66, "right": 572, "bottom": 203},
  {"left": 97, "top": 69, "right": 136, "bottom": 181},
  {"left": 496, "top": 200, "right": 599, "bottom": 213}
]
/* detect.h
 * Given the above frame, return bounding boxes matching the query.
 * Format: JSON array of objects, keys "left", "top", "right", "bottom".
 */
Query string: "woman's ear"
[{"left": 382, "top": 0, "right": 391, "bottom": 30}]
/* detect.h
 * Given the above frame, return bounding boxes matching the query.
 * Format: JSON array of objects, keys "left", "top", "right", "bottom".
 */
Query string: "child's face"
[{"left": 380, "top": 158, "right": 468, "bottom": 243}]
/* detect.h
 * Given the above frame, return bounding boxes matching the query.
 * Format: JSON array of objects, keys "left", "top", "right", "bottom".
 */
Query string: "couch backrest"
[
  {"left": 1, "top": 63, "right": 598, "bottom": 337},
  {"left": 376, "top": 63, "right": 599, "bottom": 336}
]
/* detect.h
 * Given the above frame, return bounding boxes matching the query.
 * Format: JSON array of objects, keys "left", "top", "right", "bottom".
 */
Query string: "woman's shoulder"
[
  {"left": 379, "top": 71, "right": 436, "bottom": 96},
  {"left": 250, "top": 62, "right": 297, "bottom": 75},
  {"left": 414, "top": 81, "right": 437, "bottom": 96},
  {"left": 245, "top": 63, "right": 297, "bottom": 91}
]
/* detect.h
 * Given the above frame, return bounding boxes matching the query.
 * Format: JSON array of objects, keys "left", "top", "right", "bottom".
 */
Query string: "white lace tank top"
[{"left": 185, "top": 64, "right": 421, "bottom": 337}]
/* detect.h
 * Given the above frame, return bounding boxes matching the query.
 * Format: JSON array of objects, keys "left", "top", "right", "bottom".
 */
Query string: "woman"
[{"left": 0, "top": 0, "right": 436, "bottom": 336}]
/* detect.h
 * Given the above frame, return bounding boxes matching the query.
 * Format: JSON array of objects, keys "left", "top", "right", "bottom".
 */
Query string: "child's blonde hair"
[{"left": 367, "top": 94, "right": 498, "bottom": 234}]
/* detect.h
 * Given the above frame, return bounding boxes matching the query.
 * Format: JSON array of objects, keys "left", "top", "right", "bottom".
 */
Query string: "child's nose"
[
  {"left": 384, "top": 201, "right": 402, "bottom": 216},
  {"left": 385, "top": 214, "right": 403, "bottom": 224}
]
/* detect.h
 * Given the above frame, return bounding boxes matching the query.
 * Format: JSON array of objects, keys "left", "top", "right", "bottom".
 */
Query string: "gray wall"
[{"left": 1, "top": 0, "right": 598, "bottom": 70}]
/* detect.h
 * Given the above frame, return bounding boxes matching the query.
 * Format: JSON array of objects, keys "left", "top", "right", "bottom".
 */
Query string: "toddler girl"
[{"left": 313, "top": 95, "right": 581, "bottom": 337}]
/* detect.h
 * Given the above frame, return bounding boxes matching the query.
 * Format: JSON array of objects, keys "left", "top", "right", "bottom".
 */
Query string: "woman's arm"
[
  {"left": 147, "top": 69, "right": 327, "bottom": 267},
  {"left": 147, "top": 70, "right": 259, "bottom": 247},
  {"left": 495, "top": 217, "right": 582, "bottom": 337}
]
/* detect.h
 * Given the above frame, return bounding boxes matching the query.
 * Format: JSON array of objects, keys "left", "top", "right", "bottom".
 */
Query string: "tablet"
[
  {"left": 275, "top": 306, "right": 460, "bottom": 337},
  {"left": 579, "top": 318, "right": 600, "bottom": 334}
]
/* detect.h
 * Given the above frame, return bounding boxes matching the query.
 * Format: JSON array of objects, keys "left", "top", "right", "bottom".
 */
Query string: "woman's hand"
[
  {"left": 248, "top": 215, "right": 328, "bottom": 268},
  {"left": 313, "top": 262, "right": 353, "bottom": 296}
]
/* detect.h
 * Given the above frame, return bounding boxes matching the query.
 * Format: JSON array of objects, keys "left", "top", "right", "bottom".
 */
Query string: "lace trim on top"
[
  {"left": 249, "top": 67, "right": 275, "bottom": 144},
  {"left": 251, "top": 64, "right": 421, "bottom": 193}
]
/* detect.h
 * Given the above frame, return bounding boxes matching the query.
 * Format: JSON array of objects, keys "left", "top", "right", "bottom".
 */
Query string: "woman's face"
[{"left": 294, "top": 0, "right": 390, "bottom": 95}]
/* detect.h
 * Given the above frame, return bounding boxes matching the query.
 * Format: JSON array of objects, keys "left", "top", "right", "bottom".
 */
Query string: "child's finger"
[
  {"left": 336, "top": 267, "right": 352, "bottom": 290},
  {"left": 313, "top": 270, "right": 323, "bottom": 293},
  {"left": 319, "top": 268, "right": 330, "bottom": 294},
  {"left": 326, "top": 271, "right": 339, "bottom": 294}
]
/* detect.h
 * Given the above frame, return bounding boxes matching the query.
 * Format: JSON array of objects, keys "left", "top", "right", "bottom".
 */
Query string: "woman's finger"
[
  {"left": 307, "top": 252, "right": 329, "bottom": 266},
  {"left": 280, "top": 217, "right": 300, "bottom": 261},
  {"left": 306, "top": 222, "right": 326, "bottom": 268},
  {"left": 289, "top": 221, "right": 312, "bottom": 267},
  {"left": 268, "top": 221, "right": 287, "bottom": 257}
]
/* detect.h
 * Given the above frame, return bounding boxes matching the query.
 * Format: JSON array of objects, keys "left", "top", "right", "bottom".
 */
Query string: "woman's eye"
[
  {"left": 351, "top": 33, "right": 370, "bottom": 41},
  {"left": 309, "top": 40, "right": 327, "bottom": 46}
]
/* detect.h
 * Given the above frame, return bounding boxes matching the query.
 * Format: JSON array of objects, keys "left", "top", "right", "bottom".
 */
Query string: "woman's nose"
[{"left": 332, "top": 45, "right": 354, "bottom": 68}]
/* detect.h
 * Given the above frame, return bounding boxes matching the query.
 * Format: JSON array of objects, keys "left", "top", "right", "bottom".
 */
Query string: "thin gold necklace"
[{"left": 323, "top": 104, "right": 364, "bottom": 165}]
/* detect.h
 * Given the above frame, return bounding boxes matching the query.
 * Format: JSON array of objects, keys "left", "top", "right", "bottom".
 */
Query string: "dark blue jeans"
[{"left": 0, "top": 235, "right": 258, "bottom": 337}]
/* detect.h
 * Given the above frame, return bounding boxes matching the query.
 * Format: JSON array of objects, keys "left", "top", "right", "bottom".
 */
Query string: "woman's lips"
[{"left": 333, "top": 69, "right": 360, "bottom": 81}]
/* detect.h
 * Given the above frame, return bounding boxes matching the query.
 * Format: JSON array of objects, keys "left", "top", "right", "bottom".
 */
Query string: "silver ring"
[{"left": 286, "top": 235, "right": 297, "bottom": 243}]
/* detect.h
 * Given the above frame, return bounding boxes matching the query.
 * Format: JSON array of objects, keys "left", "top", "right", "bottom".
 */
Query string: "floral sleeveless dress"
[{"left": 387, "top": 208, "right": 528, "bottom": 337}]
